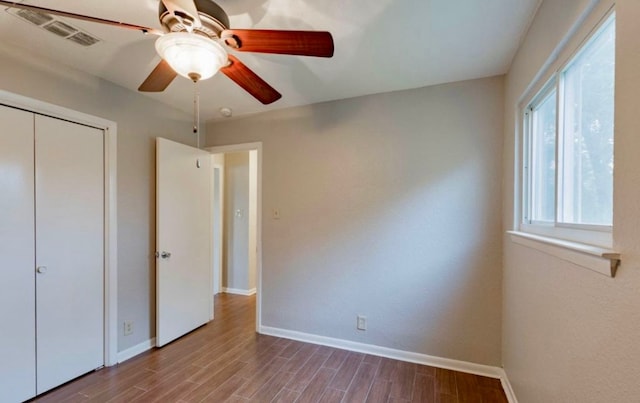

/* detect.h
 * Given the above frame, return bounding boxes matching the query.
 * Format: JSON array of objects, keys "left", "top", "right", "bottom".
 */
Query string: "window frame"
[{"left": 519, "top": 10, "right": 615, "bottom": 248}]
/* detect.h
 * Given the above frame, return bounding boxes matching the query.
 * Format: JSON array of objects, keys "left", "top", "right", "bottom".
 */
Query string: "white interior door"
[
  {"left": 0, "top": 105, "right": 36, "bottom": 402},
  {"left": 156, "top": 138, "right": 212, "bottom": 347},
  {"left": 35, "top": 115, "right": 104, "bottom": 394}
]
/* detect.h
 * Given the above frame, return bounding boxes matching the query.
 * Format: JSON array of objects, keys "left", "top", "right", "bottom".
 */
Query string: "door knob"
[
  {"left": 155, "top": 251, "right": 172, "bottom": 259},
  {"left": 36, "top": 266, "right": 47, "bottom": 274}
]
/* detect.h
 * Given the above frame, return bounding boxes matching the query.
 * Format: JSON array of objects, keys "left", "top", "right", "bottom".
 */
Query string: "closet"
[{"left": 0, "top": 104, "right": 104, "bottom": 402}]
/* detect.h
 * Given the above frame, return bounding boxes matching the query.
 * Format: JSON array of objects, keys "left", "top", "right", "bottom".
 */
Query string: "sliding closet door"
[
  {"left": 35, "top": 115, "right": 104, "bottom": 394},
  {"left": 0, "top": 105, "right": 36, "bottom": 402}
]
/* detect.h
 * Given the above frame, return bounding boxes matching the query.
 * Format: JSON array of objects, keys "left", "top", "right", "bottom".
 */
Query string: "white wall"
[
  {"left": 224, "top": 151, "right": 252, "bottom": 291},
  {"left": 0, "top": 43, "right": 199, "bottom": 352},
  {"left": 502, "top": 1, "right": 640, "bottom": 401},
  {"left": 207, "top": 76, "right": 504, "bottom": 366}
]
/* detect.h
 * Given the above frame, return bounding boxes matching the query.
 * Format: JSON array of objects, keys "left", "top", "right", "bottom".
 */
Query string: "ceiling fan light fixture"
[{"left": 155, "top": 32, "right": 227, "bottom": 81}]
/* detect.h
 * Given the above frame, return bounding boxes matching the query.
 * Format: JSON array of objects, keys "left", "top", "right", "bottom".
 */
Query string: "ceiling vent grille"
[
  {"left": 7, "top": 7, "right": 102, "bottom": 47},
  {"left": 67, "top": 31, "right": 100, "bottom": 47},
  {"left": 42, "top": 20, "right": 77, "bottom": 37}
]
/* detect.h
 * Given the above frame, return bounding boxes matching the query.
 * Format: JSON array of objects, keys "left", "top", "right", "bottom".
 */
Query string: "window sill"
[{"left": 507, "top": 231, "right": 620, "bottom": 277}]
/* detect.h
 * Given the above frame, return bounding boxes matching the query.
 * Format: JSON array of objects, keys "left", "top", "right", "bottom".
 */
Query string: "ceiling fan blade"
[
  {"left": 0, "top": 0, "right": 162, "bottom": 35},
  {"left": 138, "top": 60, "right": 178, "bottom": 92},
  {"left": 220, "top": 55, "right": 282, "bottom": 105},
  {"left": 161, "top": 0, "right": 202, "bottom": 28},
  {"left": 222, "top": 29, "right": 334, "bottom": 58}
]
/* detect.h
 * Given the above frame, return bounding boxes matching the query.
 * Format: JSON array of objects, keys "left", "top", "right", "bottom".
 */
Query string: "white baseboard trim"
[
  {"left": 223, "top": 287, "right": 256, "bottom": 296},
  {"left": 259, "top": 326, "right": 503, "bottom": 379},
  {"left": 116, "top": 337, "right": 156, "bottom": 364},
  {"left": 260, "top": 326, "right": 517, "bottom": 402},
  {"left": 500, "top": 371, "right": 519, "bottom": 403}
]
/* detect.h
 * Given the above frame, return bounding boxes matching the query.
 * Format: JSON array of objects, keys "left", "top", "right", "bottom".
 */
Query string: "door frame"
[
  {"left": 210, "top": 155, "right": 225, "bottom": 298},
  {"left": 0, "top": 90, "right": 118, "bottom": 366},
  {"left": 206, "top": 142, "right": 262, "bottom": 332}
]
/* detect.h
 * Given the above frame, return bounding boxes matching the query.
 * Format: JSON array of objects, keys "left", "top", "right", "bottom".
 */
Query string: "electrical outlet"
[
  {"left": 357, "top": 315, "right": 367, "bottom": 331},
  {"left": 124, "top": 320, "right": 134, "bottom": 336}
]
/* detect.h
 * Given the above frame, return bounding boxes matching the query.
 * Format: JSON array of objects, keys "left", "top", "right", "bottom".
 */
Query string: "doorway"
[{"left": 208, "top": 143, "right": 262, "bottom": 331}]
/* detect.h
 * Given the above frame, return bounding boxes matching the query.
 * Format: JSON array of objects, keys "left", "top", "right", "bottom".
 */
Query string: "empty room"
[{"left": 1, "top": 0, "right": 639, "bottom": 402}]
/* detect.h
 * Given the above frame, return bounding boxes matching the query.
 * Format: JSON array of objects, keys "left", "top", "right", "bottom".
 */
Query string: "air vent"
[
  {"left": 67, "top": 31, "right": 100, "bottom": 47},
  {"left": 6, "top": 7, "right": 102, "bottom": 47},
  {"left": 15, "top": 9, "right": 53, "bottom": 26},
  {"left": 42, "top": 21, "right": 77, "bottom": 37}
]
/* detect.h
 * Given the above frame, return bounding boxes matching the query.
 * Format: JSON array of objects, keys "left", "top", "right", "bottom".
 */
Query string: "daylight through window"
[{"left": 523, "top": 13, "right": 615, "bottom": 236}]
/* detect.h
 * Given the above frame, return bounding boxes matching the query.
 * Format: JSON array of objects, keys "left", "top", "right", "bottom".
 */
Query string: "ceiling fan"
[{"left": 0, "top": 0, "right": 335, "bottom": 105}]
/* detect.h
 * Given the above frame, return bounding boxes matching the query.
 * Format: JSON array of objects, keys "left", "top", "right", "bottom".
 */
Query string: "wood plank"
[
  {"left": 480, "top": 386, "right": 509, "bottom": 403},
  {"left": 286, "top": 351, "right": 331, "bottom": 392},
  {"left": 411, "top": 373, "right": 435, "bottom": 403},
  {"left": 434, "top": 367, "right": 457, "bottom": 396},
  {"left": 363, "top": 354, "right": 382, "bottom": 366},
  {"left": 296, "top": 367, "right": 337, "bottom": 403},
  {"left": 104, "top": 386, "right": 147, "bottom": 403},
  {"left": 455, "top": 372, "right": 482, "bottom": 403},
  {"left": 249, "top": 371, "right": 296, "bottom": 403},
  {"left": 435, "top": 392, "right": 458, "bottom": 403},
  {"left": 181, "top": 360, "right": 247, "bottom": 401},
  {"left": 272, "top": 388, "right": 300, "bottom": 403},
  {"left": 375, "top": 357, "right": 398, "bottom": 380},
  {"left": 323, "top": 349, "right": 349, "bottom": 370},
  {"left": 234, "top": 357, "right": 288, "bottom": 398},
  {"left": 201, "top": 375, "right": 246, "bottom": 402},
  {"left": 416, "top": 364, "right": 437, "bottom": 377},
  {"left": 280, "top": 344, "right": 319, "bottom": 373},
  {"left": 389, "top": 361, "right": 416, "bottom": 400},
  {"left": 144, "top": 380, "right": 199, "bottom": 402},
  {"left": 477, "top": 376, "right": 503, "bottom": 389},
  {"left": 278, "top": 340, "right": 306, "bottom": 359},
  {"left": 365, "top": 379, "right": 392, "bottom": 403},
  {"left": 343, "top": 362, "right": 377, "bottom": 402},
  {"left": 328, "top": 351, "right": 365, "bottom": 390},
  {"left": 318, "top": 388, "right": 345, "bottom": 403}
]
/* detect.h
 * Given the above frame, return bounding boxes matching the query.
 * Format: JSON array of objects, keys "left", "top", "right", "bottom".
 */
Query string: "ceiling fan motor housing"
[{"left": 159, "top": 0, "right": 230, "bottom": 38}]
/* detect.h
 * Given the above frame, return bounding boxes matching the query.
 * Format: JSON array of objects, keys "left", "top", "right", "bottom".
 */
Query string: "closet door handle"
[{"left": 36, "top": 266, "right": 48, "bottom": 274}]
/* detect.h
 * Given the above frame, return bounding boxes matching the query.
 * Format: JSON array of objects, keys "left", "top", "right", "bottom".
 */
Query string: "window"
[{"left": 523, "top": 13, "right": 615, "bottom": 245}]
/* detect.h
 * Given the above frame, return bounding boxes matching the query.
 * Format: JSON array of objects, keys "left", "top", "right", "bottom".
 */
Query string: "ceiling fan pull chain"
[{"left": 193, "top": 80, "right": 201, "bottom": 148}]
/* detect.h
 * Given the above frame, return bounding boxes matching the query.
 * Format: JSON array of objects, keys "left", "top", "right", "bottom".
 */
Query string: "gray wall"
[
  {"left": 502, "top": 0, "right": 640, "bottom": 401},
  {"left": 207, "top": 76, "right": 504, "bottom": 366},
  {"left": 0, "top": 44, "right": 199, "bottom": 352},
  {"left": 223, "top": 151, "right": 251, "bottom": 291}
]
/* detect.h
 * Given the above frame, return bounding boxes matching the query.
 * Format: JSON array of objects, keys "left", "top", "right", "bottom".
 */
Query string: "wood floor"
[{"left": 33, "top": 294, "right": 507, "bottom": 403}]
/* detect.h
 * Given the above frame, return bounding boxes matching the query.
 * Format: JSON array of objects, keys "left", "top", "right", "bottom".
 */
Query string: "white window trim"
[
  {"left": 512, "top": 3, "right": 620, "bottom": 276},
  {"left": 508, "top": 231, "right": 619, "bottom": 278}
]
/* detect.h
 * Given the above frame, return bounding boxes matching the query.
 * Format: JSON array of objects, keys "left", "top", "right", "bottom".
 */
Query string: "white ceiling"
[{"left": 0, "top": 0, "right": 540, "bottom": 121}]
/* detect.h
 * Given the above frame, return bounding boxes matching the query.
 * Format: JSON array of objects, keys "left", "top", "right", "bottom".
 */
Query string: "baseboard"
[
  {"left": 500, "top": 370, "right": 519, "bottom": 403},
  {"left": 223, "top": 287, "right": 256, "bottom": 296},
  {"left": 116, "top": 337, "right": 156, "bottom": 364},
  {"left": 259, "top": 326, "right": 503, "bottom": 379}
]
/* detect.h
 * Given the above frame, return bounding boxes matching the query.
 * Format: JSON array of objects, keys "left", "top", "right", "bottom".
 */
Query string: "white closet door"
[
  {"left": 35, "top": 115, "right": 104, "bottom": 394},
  {"left": 0, "top": 105, "right": 36, "bottom": 402}
]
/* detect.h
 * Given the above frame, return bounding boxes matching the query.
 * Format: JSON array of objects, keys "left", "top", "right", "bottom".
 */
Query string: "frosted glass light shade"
[{"left": 155, "top": 32, "right": 228, "bottom": 81}]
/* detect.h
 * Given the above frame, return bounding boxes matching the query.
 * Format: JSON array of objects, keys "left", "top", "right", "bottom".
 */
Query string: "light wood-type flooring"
[{"left": 33, "top": 294, "right": 507, "bottom": 403}]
